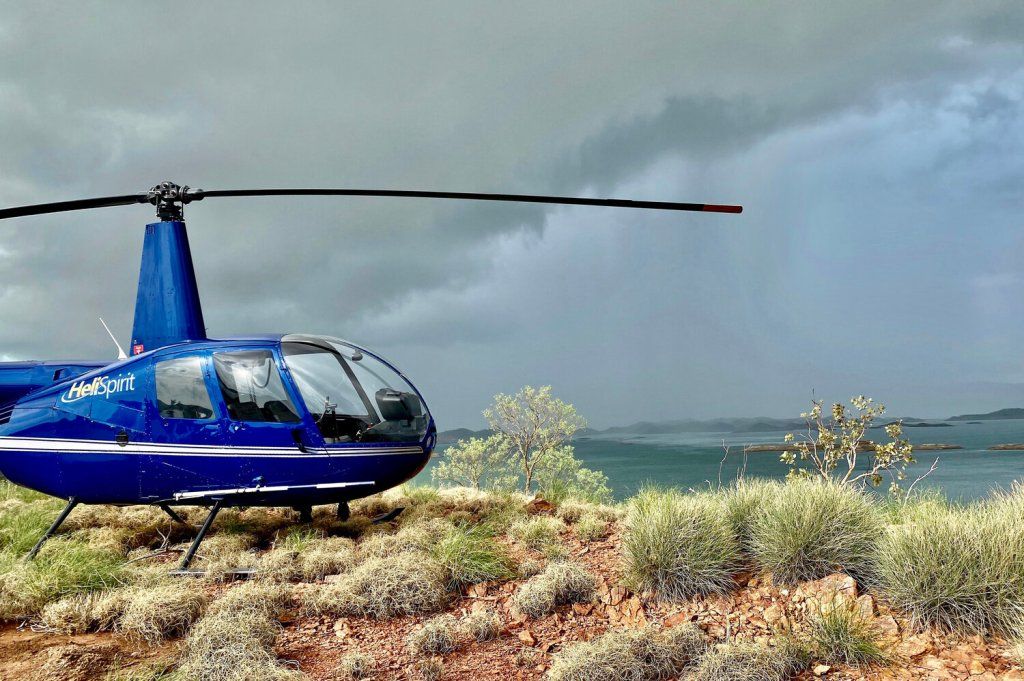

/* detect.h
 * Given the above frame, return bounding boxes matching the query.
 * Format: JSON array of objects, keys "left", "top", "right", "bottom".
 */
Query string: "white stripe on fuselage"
[
  {"left": 173, "top": 479, "right": 376, "bottom": 500},
  {"left": 0, "top": 436, "right": 423, "bottom": 458}
]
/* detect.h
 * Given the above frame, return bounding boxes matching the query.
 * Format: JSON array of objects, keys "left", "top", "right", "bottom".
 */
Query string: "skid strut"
[
  {"left": 178, "top": 499, "right": 223, "bottom": 570},
  {"left": 160, "top": 503, "right": 191, "bottom": 526},
  {"left": 26, "top": 497, "right": 78, "bottom": 560}
]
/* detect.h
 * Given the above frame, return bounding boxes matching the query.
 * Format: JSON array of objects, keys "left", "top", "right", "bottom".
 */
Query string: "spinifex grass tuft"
[
  {"left": 747, "top": 478, "right": 881, "bottom": 584},
  {"left": 428, "top": 523, "right": 515, "bottom": 589},
  {"left": 548, "top": 624, "right": 706, "bottom": 681},
  {"left": 877, "top": 486, "right": 1024, "bottom": 634},
  {"left": 622, "top": 488, "right": 740, "bottom": 600},
  {"left": 807, "top": 602, "right": 889, "bottom": 668}
]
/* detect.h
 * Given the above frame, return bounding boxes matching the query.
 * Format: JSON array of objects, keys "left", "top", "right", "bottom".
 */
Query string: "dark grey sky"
[{"left": 1, "top": 2, "right": 1023, "bottom": 428}]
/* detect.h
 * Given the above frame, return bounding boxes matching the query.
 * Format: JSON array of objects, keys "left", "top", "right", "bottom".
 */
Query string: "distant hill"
[
  {"left": 949, "top": 408, "right": 1024, "bottom": 421},
  {"left": 435, "top": 428, "right": 492, "bottom": 445},
  {"left": 437, "top": 409, "right": 1021, "bottom": 444}
]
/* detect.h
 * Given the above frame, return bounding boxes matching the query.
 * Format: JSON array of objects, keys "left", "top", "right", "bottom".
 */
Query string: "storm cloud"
[{"left": 1, "top": 2, "right": 1022, "bottom": 427}]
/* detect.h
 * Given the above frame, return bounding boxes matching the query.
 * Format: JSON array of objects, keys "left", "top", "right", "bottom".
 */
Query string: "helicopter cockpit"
[{"left": 281, "top": 335, "right": 429, "bottom": 444}]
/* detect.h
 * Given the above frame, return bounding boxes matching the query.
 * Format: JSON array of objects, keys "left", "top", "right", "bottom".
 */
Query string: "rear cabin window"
[
  {"left": 213, "top": 350, "right": 300, "bottom": 423},
  {"left": 156, "top": 357, "right": 215, "bottom": 420}
]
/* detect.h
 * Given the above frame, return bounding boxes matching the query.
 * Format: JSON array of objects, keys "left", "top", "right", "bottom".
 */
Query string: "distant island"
[
  {"left": 437, "top": 407, "right": 1024, "bottom": 445},
  {"left": 744, "top": 442, "right": 962, "bottom": 453},
  {"left": 949, "top": 408, "right": 1024, "bottom": 421}
]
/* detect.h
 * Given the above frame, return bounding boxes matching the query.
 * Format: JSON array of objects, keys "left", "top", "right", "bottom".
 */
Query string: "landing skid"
[
  {"left": 168, "top": 567, "right": 256, "bottom": 579},
  {"left": 159, "top": 503, "right": 191, "bottom": 527},
  {"left": 25, "top": 497, "right": 78, "bottom": 560},
  {"left": 372, "top": 506, "right": 405, "bottom": 524},
  {"left": 177, "top": 499, "right": 223, "bottom": 570}
]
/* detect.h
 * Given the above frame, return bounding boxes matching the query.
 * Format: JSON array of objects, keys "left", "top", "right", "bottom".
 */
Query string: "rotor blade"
[
  {"left": 0, "top": 194, "right": 149, "bottom": 220},
  {"left": 194, "top": 189, "right": 742, "bottom": 213}
]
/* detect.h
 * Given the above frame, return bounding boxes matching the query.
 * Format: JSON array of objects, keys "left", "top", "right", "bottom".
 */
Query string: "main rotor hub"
[{"left": 147, "top": 181, "right": 203, "bottom": 221}]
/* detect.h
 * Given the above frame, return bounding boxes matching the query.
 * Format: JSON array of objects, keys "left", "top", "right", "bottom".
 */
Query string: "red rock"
[
  {"left": 519, "top": 630, "right": 537, "bottom": 646},
  {"left": 662, "top": 612, "right": 691, "bottom": 628}
]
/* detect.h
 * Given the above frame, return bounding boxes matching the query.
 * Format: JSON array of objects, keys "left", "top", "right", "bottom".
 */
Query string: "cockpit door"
[{"left": 211, "top": 348, "right": 323, "bottom": 456}]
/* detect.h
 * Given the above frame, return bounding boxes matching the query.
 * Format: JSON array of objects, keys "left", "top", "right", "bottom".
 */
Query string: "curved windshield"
[{"left": 282, "top": 339, "right": 428, "bottom": 443}]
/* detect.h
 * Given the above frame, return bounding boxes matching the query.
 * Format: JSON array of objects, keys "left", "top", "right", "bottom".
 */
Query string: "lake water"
[{"left": 417, "top": 420, "right": 1024, "bottom": 501}]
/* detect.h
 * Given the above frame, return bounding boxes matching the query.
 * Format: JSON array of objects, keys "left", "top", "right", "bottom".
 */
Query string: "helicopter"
[{"left": 0, "top": 182, "right": 741, "bottom": 570}]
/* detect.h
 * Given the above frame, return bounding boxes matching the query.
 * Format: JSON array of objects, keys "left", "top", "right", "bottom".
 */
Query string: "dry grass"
[
  {"left": 406, "top": 613, "right": 459, "bottom": 654},
  {"left": 358, "top": 519, "right": 450, "bottom": 560},
  {"left": 256, "top": 533, "right": 355, "bottom": 583},
  {"left": 508, "top": 515, "right": 566, "bottom": 551},
  {"left": 207, "top": 580, "right": 294, "bottom": 618},
  {"left": 195, "top": 533, "right": 260, "bottom": 580},
  {"left": 307, "top": 551, "right": 449, "bottom": 618},
  {"left": 415, "top": 656, "right": 444, "bottom": 681},
  {"left": 574, "top": 513, "right": 607, "bottom": 542},
  {"left": 177, "top": 607, "right": 304, "bottom": 681},
  {"left": 40, "top": 588, "right": 128, "bottom": 634},
  {"left": 548, "top": 624, "right": 706, "bottom": 681},
  {"left": 511, "top": 561, "right": 595, "bottom": 618},
  {"left": 690, "top": 639, "right": 808, "bottom": 681},
  {"left": 117, "top": 582, "right": 208, "bottom": 644},
  {"left": 461, "top": 607, "right": 502, "bottom": 642},
  {"left": 333, "top": 652, "right": 375, "bottom": 680},
  {"left": 298, "top": 536, "right": 357, "bottom": 581},
  {"left": 555, "top": 498, "right": 621, "bottom": 524},
  {"left": 622, "top": 489, "right": 740, "bottom": 601}
]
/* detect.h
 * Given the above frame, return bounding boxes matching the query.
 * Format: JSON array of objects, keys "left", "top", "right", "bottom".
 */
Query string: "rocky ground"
[{"left": 0, "top": 492, "right": 1021, "bottom": 680}]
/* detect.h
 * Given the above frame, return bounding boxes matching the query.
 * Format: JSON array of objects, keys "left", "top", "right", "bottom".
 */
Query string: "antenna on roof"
[{"left": 99, "top": 318, "right": 128, "bottom": 360}]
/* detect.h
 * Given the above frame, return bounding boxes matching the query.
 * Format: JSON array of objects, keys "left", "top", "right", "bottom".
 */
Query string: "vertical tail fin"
[{"left": 129, "top": 220, "right": 206, "bottom": 354}]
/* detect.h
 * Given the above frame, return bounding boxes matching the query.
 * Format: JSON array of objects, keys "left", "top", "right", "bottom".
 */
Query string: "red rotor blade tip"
[{"left": 702, "top": 204, "right": 743, "bottom": 213}]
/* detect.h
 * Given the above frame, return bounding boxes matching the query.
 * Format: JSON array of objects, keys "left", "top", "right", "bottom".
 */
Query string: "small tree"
[
  {"left": 431, "top": 435, "right": 509, "bottom": 490},
  {"left": 484, "top": 386, "right": 586, "bottom": 495},
  {"left": 782, "top": 395, "right": 916, "bottom": 491},
  {"left": 533, "top": 444, "right": 612, "bottom": 504}
]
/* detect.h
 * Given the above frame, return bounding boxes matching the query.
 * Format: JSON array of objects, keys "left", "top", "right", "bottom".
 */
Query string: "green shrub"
[
  {"left": 511, "top": 561, "right": 594, "bottom": 618},
  {"left": 548, "top": 624, "right": 706, "bottom": 681},
  {"left": 877, "top": 490, "right": 1024, "bottom": 634},
  {"left": 747, "top": 478, "right": 881, "bottom": 583},
  {"left": 807, "top": 601, "right": 889, "bottom": 668},
  {"left": 428, "top": 524, "right": 515, "bottom": 589},
  {"left": 622, "top": 489, "right": 740, "bottom": 600}
]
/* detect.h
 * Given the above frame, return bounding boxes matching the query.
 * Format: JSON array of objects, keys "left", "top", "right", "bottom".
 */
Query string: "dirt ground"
[{"left": 2, "top": 512, "right": 1022, "bottom": 680}]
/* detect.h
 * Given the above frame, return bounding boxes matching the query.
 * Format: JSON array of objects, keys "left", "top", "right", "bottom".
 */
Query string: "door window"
[
  {"left": 213, "top": 350, "right": 300, "bottom": 423},
  {"left": 155, "top": 356, "right": 215, "bottom": 420}
]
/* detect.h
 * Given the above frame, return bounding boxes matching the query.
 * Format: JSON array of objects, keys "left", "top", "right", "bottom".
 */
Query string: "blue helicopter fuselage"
[{"left": 0, "top": 335, "right": 435, "bottom": 507}]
